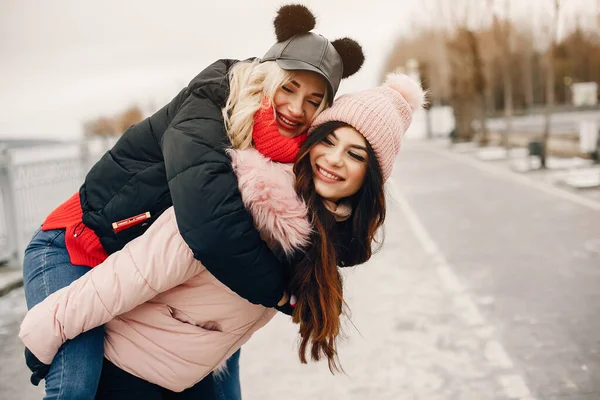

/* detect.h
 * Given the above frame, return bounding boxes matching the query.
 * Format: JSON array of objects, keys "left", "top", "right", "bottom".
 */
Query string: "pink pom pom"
[{"left": 384, "top": 73, "right": 427, "bottom": 111}]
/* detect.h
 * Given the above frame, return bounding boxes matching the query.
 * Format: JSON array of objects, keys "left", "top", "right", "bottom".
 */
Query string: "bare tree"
[
  {"left": 520, "top": 31, "right": 536, "bottom": 109},
  {"left": 596, "top": 0, "right": 600, "bottom": 163},
  {"left": 598, "top": 0, "right": 600, "bottom": 34},
  {"left": 596, "top": 4, "right": 600, "bottom": 165},
  {"left": 383, "top": 0, "right": 599, "bottom": 153},
  {"left": 446, "top": 28, "right": 478, "bottom": 142},
  {"left": 83, "top": 106, "right": 144, "bottom": 138},
  {"left": 540, "top": 0, "right": 561, "bottom": 168},
  {"left": 466, "top": 28, "right": 490, "bottom": 145},
  {"left": 439, "top": 0, "right": 493, "bottom": 143},
  {"left": 495, "top": 0, "right": 514, "bottom": 149}
]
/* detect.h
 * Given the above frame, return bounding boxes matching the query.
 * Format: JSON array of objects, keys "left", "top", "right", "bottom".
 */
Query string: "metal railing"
[{"left": 0, "top": 137, "right": 119, "bottom": 266}]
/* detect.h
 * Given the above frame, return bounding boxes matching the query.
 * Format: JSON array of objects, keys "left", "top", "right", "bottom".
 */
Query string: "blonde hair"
[{"left": 223, "top": 60, "right": 329, "bottom": 150}]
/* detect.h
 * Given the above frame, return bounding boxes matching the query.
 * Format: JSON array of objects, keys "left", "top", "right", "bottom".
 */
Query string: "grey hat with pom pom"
[{"left": 261, "top": 4, "right": 364, "bottom": 102}]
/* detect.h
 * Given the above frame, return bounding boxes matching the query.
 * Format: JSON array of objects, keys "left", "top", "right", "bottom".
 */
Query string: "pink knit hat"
[{"left": 310, "top": 73, "right": 426, "bottom": 182}]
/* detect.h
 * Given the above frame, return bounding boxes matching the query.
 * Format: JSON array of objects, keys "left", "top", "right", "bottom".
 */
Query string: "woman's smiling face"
[
  {"left": 309, "top": 125, "right": 369, "bottom": 203},
  {"left": 272, "top": 71, "right": 327, "bottom": 138}
]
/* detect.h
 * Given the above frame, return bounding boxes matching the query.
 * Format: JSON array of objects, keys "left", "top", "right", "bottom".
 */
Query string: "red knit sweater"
[{"left": 42, "top": 193, "right": 107, "bottom": 267}]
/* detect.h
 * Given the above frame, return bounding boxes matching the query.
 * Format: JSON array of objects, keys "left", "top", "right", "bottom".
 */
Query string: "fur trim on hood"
[{"left": 228, "top": 148, "right": 311, "bottom": 257}]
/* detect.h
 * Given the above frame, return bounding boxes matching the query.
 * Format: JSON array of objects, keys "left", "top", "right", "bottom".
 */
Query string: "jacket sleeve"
[
  {"left": 18, "top": 208, "right": 200, "bottom": 365},
  {"left": 161, "top": 83, "right": 286, "bottom": 308}
]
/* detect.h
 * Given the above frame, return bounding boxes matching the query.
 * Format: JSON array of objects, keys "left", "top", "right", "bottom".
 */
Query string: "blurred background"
[{"left": 1, "top": 0, "right": 599, "bottom": 399}]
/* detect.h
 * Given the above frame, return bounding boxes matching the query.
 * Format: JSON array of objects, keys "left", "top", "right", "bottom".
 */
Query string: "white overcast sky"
[{"left": 1, "top": 0, "right": 597, "bottom": 140}]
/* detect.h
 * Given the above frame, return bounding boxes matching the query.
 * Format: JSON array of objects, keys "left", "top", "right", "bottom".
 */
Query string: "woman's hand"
[
  {"left": 24, "top": 347, "right": 50, "bottom": 386},
  {"left": 275, "top": 292, "right": 298, "bottom": 315},
  {"left": 277, "top": 292, "right": 289, "bottom": 307}
]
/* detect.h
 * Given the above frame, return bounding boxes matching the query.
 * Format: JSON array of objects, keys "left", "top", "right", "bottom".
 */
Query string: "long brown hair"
[{"left": 290, "top": 120, "right": 387, "bottom": 372}]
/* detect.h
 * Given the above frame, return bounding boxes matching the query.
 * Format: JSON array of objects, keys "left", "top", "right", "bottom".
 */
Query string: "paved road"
[
  {"left": 390, "top": 143, "right": 600, "bottom": 399},
  {"left": 1, "top": 141, "right": 599, "bottom": 399}
]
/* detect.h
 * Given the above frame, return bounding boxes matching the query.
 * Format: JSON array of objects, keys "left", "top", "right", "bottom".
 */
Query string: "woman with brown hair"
[
  {"left": 288, "top": 72, "right": 426, "bottom": 372},
  {"left": 19, "top": 72, "right": 425, "bottom": 398}
]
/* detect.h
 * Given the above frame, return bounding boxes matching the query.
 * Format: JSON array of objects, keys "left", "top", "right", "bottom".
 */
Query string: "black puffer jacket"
[{"left": 79, "top": 59, "right": 285, "bottom": 307}]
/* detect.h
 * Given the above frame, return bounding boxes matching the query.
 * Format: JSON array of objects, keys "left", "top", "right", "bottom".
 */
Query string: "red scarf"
[{"left": 252, "top": 102, "right": 307, "bottom": 163}]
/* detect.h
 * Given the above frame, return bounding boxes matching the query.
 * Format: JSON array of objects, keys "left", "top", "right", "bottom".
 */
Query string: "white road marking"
[{"left": 387, "top": 178, "right": 534, "bottom": 399}]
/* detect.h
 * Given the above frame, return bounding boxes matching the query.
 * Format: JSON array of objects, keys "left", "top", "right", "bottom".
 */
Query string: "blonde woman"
[
  {"left": 21, "top": 72, "right": 425, "bottom": 399},
  {"left": 21, "top": 4, "right": 364, "bottom": 400}
]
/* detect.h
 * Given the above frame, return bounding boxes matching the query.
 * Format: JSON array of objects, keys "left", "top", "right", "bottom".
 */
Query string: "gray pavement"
[
  {"left": 393, "top": 142, "right": 600, "bottom": 399},
  {"left": 1, "top": 141, "right": 600, "bottom": 399}
]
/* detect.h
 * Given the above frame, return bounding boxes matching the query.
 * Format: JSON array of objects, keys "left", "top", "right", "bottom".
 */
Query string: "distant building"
[{"left": 571, "top": 82, "right": 598, "bottom": 107}]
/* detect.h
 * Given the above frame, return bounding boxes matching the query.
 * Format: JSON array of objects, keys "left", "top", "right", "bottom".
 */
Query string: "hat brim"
[{"left": 274, "top": 59, "right": 335, "bottom": 105}]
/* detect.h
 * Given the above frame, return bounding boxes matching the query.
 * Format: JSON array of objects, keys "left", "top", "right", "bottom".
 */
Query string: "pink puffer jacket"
[{"left": 19, "top": 148, "right": 311, "bottom": 392}]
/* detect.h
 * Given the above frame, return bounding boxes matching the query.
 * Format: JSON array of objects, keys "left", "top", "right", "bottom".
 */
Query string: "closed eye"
[
  {"left": 308, "top": 100, "right": 321, "bottom": 108},
  {"left": 349, "top": 152, "right": 366, "bottom": 162},
  {"left": 322, "top": 137, "right": 334, "bottom": 146},
  {"left": 281, "top": 86, "right": 293, "bottom": 93}
]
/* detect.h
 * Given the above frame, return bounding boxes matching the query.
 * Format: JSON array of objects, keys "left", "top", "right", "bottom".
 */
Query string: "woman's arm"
[{"left": 18, "top": 208, "right": 200, "bottom": 365}]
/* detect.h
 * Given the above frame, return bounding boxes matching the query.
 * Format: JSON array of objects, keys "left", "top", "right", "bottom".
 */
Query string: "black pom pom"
[
  {"left": 332, "top": 38, "right": 364, "bottom": 79},
  {"left": 274, "top": 4, "right": 316, "bottom": 42}
]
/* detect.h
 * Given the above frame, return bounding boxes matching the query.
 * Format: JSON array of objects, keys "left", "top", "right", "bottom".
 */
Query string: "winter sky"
[{"left": 1, "top": 0, "right": 597, "bottom": 140}]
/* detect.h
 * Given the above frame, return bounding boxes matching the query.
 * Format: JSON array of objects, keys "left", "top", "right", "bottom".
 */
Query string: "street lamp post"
[{"left": 563, "top": 76, "right": 573, "bottom": 106}]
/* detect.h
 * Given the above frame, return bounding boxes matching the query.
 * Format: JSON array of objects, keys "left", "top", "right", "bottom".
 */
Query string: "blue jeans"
[
  {"left": 213, "top": 349, "right": 242, "bottom": 400},
  {"left": 23, "top": 228, "right": 243, "bottom": 399},
  {"left": 23, "top": 228, "right": 105, "bottom": 400}
]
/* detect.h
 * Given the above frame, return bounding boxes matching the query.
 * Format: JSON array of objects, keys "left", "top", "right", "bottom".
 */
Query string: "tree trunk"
[
  {"left": 452, "top": 99, "right": 476, "bottom": 142},
  {"left": 595, "top": 128, "right": 600, "bottom": 164},
  {"left": 500, "top": 3, "right": 513, "bottom": 150},
  {"left": 541, "top": 55, "right": 554, "bottom": 168},
  {"left": 446, "top": 28, "right": 478, "bottom": 143},
  {"left": 522, "top": 52, "right": 535, "bottom": 109},
  {"left": 541, "top": 0, "right": 560, "bottom": 168},
  {"left": 478, "top": 93, "right": 489, "bottom": 146},
  {"left": 485, "top": 62, "right": 496, "bottom": 114},
  {"left": 502, "top": 66, "right": 513, "bottom": 149},
  {"left": 466, "top": 29, "right": 489, "bottom": 145}
]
